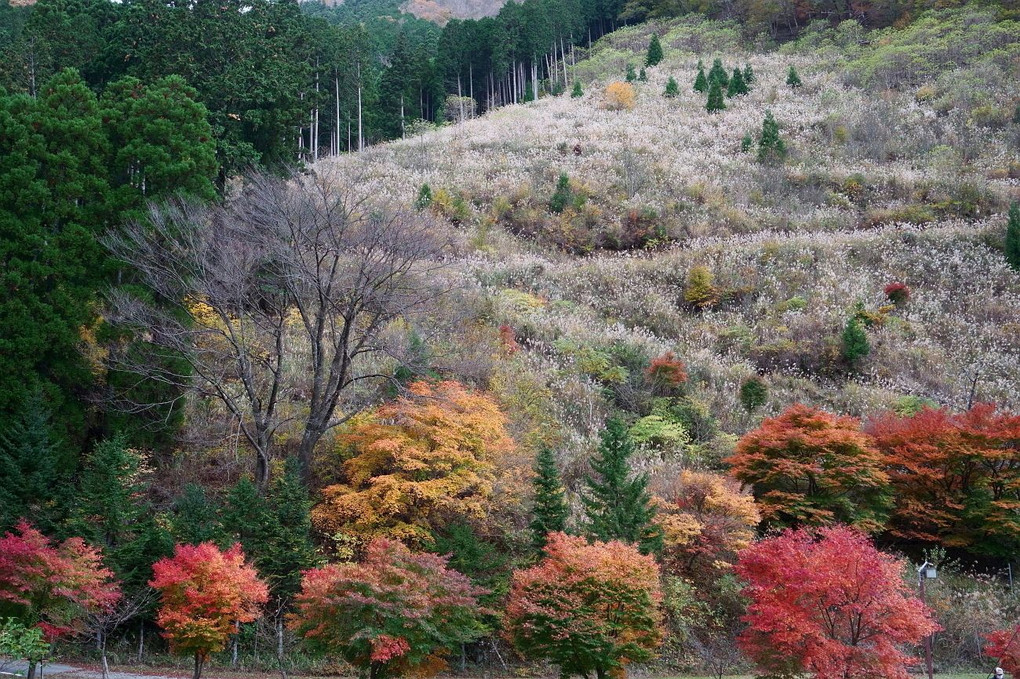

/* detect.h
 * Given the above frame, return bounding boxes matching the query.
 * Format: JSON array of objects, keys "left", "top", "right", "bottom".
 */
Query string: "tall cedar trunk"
[
  {"left": 138, "top": 620, "right": 144, "bottom": 662},
  {"left": 357, "top": 62, "right": 363, "bottom": 151},
  {"left": 277, "top": 615, "right": 288, "bottom": 679}
]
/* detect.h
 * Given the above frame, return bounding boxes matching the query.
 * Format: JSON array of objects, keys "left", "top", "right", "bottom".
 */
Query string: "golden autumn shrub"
[
  {"left": 603, "top": 82, "right": 636, "bottom": 111},
  {"left": 312, "top": 381, "right": 516, "bottom": 549}
]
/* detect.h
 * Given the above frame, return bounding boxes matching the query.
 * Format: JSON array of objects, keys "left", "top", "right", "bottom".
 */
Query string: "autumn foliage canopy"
[
  {"left": 868, "top": 403, "right": 1020, "bottom": 556},
  {"left": 735, "top": 526, "right": 939, "bottom": 679},
  {"left": 149, "top": 542, "right": 268, "bottom": 666},
  {"left": 313, "top": 381, "right": 516, "bottom": 548},
  {"left": 984, "top": 624, "right": 1020, "bottom": 674},
  {"left": 505, "top": 532, "right": 663, "bottom": 679},
  {"left": 0, "top": 521, "right": 121, "bottom": 640},
  {"left": 727, "top": 404, "right": 890, "bottom": 531},
  {"left": 288, "top": 538, "right": 486, "bottom": 679}
]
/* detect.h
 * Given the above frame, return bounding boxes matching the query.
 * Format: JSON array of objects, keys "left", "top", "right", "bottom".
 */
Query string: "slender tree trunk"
[
  {"left": 469, "top": 63, "right": 474, "bottom": 112},
  {"left": 100, "top": 630, "right": 110, "bottom": 679},
  {"left": 457, "top": 75, "right": 464, "bottom": 122},
  {"left": 532, "top": 61, "right": 538, "bottom": 100},
  {"left": 27, "top": 662, "right": 36, "bottom": 679},
  {"left": 193, "top": 654, "right": 204, "bottom": 679},
  {"left": 357, "top": 62, "right": 364, "bottom": 151},
  {"left": 335, "top": 74, "right": 340, "bottom": 156},
  {"left": 276, "top": 615, "right": 288, "bottom": 679},
  {"left": 138, "top": 620, "right": 144, "bottom": 662}
]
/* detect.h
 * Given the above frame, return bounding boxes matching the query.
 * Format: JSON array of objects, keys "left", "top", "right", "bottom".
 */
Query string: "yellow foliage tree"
[
  {"left": 655, "top": 471, "right": 760, "bottom": 581},
  {"left": 313, "top": 381, "right": 517, "bottom": 549},
  {"left": 603, "top": 82, "right": 636, "bottom": 111}
]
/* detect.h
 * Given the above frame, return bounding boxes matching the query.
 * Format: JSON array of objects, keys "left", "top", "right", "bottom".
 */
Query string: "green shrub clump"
[
  {"left": 571, "top": 81, "right": 584, "bottom": 98},
  {"left": 549, "top": 173, "right": 573, "bottom": 214},
  {"left": 415, "top": 183, "right": 432, "bottom": 210},
  {"left": 664, "top": 77, "right": 679, "bottom": 98},
  {"left": 787, "top": 65, "right": 802, "bottom": 88},
  {"left": 841, "top": 316, "right": 870, "bottom": 369},
  {"left": 739, "top": 376, "right": 768, "bottom": 412}
]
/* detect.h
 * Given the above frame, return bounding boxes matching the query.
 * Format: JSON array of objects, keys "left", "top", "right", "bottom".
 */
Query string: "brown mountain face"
[{"left": 400, "top": 0, "right": 505, "bottom": 24}]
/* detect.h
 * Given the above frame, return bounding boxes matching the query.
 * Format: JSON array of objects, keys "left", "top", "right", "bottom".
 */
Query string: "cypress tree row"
[
  {"left": 582, "top": 418, "right": 663, "bottom": 555},
  {"left": 530, "top": 447, "right": 570, "bottom": 552}
]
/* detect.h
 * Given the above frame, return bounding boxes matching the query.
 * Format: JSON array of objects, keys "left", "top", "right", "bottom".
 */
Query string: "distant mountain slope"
[{"left": 401, "top": 0, "right": 505, "bottom": 22}]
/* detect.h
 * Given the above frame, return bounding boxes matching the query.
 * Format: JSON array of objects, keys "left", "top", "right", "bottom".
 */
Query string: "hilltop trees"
[
  {"left": 736, "top": 526, "right": 939, "bottom": 679},
  {"left": 727, "top": 405, "right": 891, "bottom": 531},
  {"left": 289, "top": 538, "right": 487, "bottom": 679},
  {"left": 105, "top": 171, "right": 451, "bottom": 489},
  {"left": 150, "top": 543, "right": 268, "bottom": 679},
  {"left": 506, "top": 532, "right": 663, "bottom": 679},
  {"left": 583, "top": 418, "right": 662, "bottom": 555}
]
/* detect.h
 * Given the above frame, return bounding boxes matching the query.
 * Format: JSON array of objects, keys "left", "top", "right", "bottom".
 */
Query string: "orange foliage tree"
[
  {"left": 726, "top": 404, "right": 890, "bottom": 531},
  {"left": 645, "top": 351, "right": 688, "bottom": 396},
  {"left": 0, "top": 521, "right": 121, "bottom": 662},
  {"left": 654, "top": 470, "right": 760, "bottom": 582},
  {"left": 505, "top": 532, "right": 663, "bottom": 679},
  {"left": 736, "top": 526, "right": 939, "bottom": 679},
  {"left": 985, "top": 625, "right": 1020, "bottom": 674},
  {"left": 288, "top": 538, "right": 487, "bottom": 679},
  {"left": 868, "top": 403, "right": 1020, "bottom": 557},
  {"left": 149, "top": 542, "right": 269, "bottom": 679},
  {"left": 313, "top": 381, "right": 516, "bottom": 549}
]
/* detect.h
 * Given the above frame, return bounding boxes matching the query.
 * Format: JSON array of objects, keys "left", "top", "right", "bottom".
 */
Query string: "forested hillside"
[{"left": 1, "top": 0, "right": 1019, "bottom": 677}]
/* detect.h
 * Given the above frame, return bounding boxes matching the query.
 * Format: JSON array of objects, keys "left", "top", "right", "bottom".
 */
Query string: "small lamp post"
[{"left": 918, "top": 561, "right": 937, "bottom": 679}]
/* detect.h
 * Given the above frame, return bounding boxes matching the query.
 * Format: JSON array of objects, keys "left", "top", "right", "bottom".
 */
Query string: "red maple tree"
[
  {"left": 0, "top": 521, "right": 121, "bottom": 642},
  {"left": 505, "top": 532, "right": 663, "bottom": 679},
  {"left": 288, "top": 538, "right": 486, "bottom": 679},
  {"left": 727, "top": 404, "right": 891, "bottom": 531},
  {"left": 985, "top": 624, "right": 1020, "bottom": 674},
  {"left": 735, "top": 526, "right": 939, "bottom": 679},
  {"left": 149, "top": 542, "right": 268, "bottom": 679},
  {"left": 868, "top": 403, "right": 1020, "bottom": 556}
]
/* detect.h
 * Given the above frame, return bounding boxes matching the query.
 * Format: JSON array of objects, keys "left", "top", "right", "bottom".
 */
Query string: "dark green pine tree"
[
  {"left": 582, "top": 418, "right": 663, "bottom": 555},
  {"left": 664, "top": 76, "right": 679, "bottom": 98},
  {"left": 626, "top": 63, "right": 637, "bottom": 82},
  {"left": 693, "top": 65, "right": 708, "bottom": 93},
  {"left": 530, "top": 447, "right": 569, "bottom": 552},
  {"left": 706, "top": 78, "right": 726, "bottom": 113},
  {"left": 170, "top": 483, "right": 225, "bottom": 547},
  {"left": 841, "top": 316, "right": 871, "bottom": 370},
  {"left": 743, "top": 63, "right": 755, "bottom": 84},
  {"left": 571, "top": 81, "right": 583, "bottom": 98},
  {"left": 708, "top": 58, "right": 728, "bottom": 87},
  {"left": 0, "top": 391, "right": 72, "bottom": 534},
  {"left": 1006, "top": 201, "right": 1020, "bottom": 271},
  {"left": 222, "top": 459, "right": 318, "bottom": 603},
  {"left": 549, "top": 172, "right": 572, "bottom": 213},
  {"left": 65, "top": 435, "right": 173, "bottom": 591},
  {"left": 727, "top": 67, "right": 747, "bottom": 97},
  {"left": 638, "top": 68, "right": 647, "bottom": 82},
  {"left": 645, "top": 34, "right": 663, "bottom": 67},
  {"left": 787, "top": 65, "right": 803, "bottom": 88},
  {"left": 757, "top": 110, "right": 786, "bottom": 163}
]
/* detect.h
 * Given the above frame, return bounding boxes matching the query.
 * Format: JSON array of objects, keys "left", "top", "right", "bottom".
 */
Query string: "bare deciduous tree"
[{"left": 104, "top": 170, "right": 452, "bottom": 489}]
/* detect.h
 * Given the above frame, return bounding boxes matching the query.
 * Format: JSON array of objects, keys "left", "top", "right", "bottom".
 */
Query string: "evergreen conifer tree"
[
  {"left": 645, "top": 35, "right": 663, "bottom": 67},
  {"left": 415, "top": 183, "right": 432, "bottom": 210},
  {"left": 706, "top": 78, "right": 726, "bottom": 113},
  {"left": 841, "top": 317, "right": 870, "bottom": 370},
  {"left": 638, "top": 68, "right": 647, "bottom": 82},
  {"left": 0, "top": 392, "right": 71, "bottom": 534},
  {"left": 529, "top": 447, "right": 570, "bottom": 552},
  {"left": 626, "top": 64, "right": 637, "bottom": 82},
  {"left": 744, "top": 63, "right": 755, "bottom": 84},
  {"left": 170, "top": 484, "right": 225, "bottom": 547},
  {"left": 571, "top": 81, "right": 584, "bottom": 98},
  {"left": 787, "top": 65, "right": 802, "bottom": 88},
  {"left": 664, "top": 77, "right": 679, "bottom": 98},
  {"left": 1006, "top": 201, "right": 1020, "bottom": 271},
  {"left": 550, "top": 173, "right": 572, "bottom": 213},
  {"left": 66, "top": 435, "right": 173, "bottom": 590},
  {"left": 727, "top": 67, "right": 748, "bottom": 97},
  {"left": 693, "top": 66, "right": 708, "bottom": 93},
  {"left": 741, "top": 132, "right": 754, "bottom": 152},
  {"left": 708, "top": 58, "right": 729, "bottom": 87},
  {"left": 757, "top": 111, "right": 786, "bottom": 163},
  {"left": 582, "top": 418, "right": 663, "bottom": 555}
]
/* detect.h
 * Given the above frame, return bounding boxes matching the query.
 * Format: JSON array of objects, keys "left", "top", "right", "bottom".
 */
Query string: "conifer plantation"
[{"left": 2, "top": 0, "right": 1019, "bottom": 677}]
